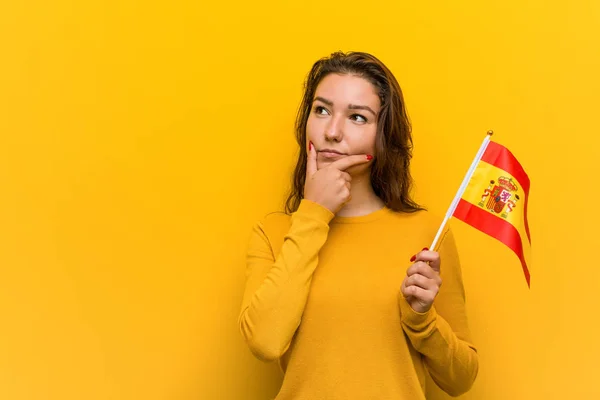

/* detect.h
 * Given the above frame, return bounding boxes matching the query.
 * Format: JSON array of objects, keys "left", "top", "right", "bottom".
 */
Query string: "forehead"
[{"left": 315, "top": 74, "right": 381, "bottom": 109}]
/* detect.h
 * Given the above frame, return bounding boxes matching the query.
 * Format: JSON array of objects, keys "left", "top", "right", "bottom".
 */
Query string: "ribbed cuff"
[
  {"left": 295, "top": 199, "right": 335, "bottom": 224},
  {"left": 398, "top": 294, "right": 438, "bottom": 331}
]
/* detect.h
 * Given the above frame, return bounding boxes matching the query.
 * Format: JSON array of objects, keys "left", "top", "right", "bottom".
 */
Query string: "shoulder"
[
  {"left": 253, "top": 200, "right": 333, "bottom": 241},
  {"left": 249, "top": 210, "right": 292, "bottom": 254},
  {"left": 258, "top": 210, "right": 292, "bottom": 235}
]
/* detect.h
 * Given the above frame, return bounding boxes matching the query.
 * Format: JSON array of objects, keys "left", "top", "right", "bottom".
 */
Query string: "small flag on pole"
[{"left": 431, "top": 131, "right": 532, "bottom": 287}]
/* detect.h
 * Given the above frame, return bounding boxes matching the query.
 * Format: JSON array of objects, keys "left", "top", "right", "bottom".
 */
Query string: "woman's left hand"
[{"left": 401, "top": 248, "right": 442, "bottom": 313}]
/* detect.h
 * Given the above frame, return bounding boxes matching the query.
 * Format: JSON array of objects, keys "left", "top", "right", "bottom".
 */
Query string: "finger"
[
  {"left": 405, "top": 273, "right": 437, "bottom": 291},
  {"left": 407, "top": 262, "right": 442, "bottom": 287},
  {"left": 328, "top": 154, "right": 372, "bottom": 171},
  {"left": 414, "top": 250, "right": 441, "bottom": 273},
  {"left": 401, "top": 285, "right": 412, "bottom": 300},
  {"left": 400, "top": 278, "right": 421, "bottom": 305},
  {"left": 340, "top": 171, "right": 351, "bottom": 182},
  {"left": 344, "top": 187, "right": 352, "bottom": 202},
  {"left": 404, "top": 285, "right": 436, "bottom": 305},
  {"left": 306, "top": 141, "right": 318, "bottom": 177},
  {"left": 406, "top": 261, "right": 438, "bottom": 280},
  {"left": 400, "top": 277, "right": 411, "bottom": 298}
]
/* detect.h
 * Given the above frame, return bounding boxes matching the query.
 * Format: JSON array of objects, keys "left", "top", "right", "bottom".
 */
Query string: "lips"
[
  {"left": 318, "top": 151, "right": 346, "bottom": 159},
  {"left": 320, "top": 148, "right": 345, "bottom": 154},
  {"left": 318, "top": 148, "right": 347, "bottom": 159}
]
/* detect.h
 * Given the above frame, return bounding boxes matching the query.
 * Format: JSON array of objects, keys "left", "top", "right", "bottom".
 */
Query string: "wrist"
[{"left": 297, "top": 199, "right": 335, "bottom": 223}]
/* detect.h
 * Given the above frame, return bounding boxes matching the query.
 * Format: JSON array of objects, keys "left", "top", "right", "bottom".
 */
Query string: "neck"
[{"left": 336, "top": 173, "right": 385, "bottom": 217}]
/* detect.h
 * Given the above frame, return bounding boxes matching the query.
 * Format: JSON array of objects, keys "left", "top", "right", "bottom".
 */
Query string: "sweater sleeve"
[
  {"left": 238, "top": 200, "right": 334, "bottom": 362},
  {"left": 398, "top": 227, "right": 479, "bottom": 396}
]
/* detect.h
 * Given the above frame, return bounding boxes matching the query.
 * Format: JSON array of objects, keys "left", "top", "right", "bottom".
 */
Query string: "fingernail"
[
  {"left": 422, "top": 247, "right": 429, "bottom": 251},
  {"left": 410, "top": 255, "right": 416, "bottom": 262},
  {"left": 309, "top": 141, "right": 313, "bottom": 151},
  {"left": 366, "top": 154, "right": 373, "bottom": 160}
]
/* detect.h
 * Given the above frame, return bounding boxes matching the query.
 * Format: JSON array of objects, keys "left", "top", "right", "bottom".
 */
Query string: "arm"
[
  {"left": 238, "top": 200, "right": 334, "bottom": 361},
  {"left": 398, "top": 228, "right": 479, "bottom": 396}
]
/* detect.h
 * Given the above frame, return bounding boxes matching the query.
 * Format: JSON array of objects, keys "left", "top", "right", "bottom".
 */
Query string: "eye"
[
  {"left": 350, "top": 114, "right": 367, "bottom": 123},
  {"left": 314, "top": 106, "right": 330, "bottom": 115}
]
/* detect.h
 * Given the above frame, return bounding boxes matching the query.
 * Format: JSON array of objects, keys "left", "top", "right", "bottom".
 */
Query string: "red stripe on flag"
[
  {"left": 481, "top": 141, "right": 531, "bottom": 243},
  {"left": 454, "top": 199, "right": 531, "bottom": 287}
]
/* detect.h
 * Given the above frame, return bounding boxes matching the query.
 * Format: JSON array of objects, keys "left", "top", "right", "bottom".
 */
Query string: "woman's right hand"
[{"left": 303, "top": 141, "right": 372, "bottom": 214}]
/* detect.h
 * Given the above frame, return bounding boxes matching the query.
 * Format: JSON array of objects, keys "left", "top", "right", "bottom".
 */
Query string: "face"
[{"left": 306, "top": 73, "right": 380, "bottom": 174}]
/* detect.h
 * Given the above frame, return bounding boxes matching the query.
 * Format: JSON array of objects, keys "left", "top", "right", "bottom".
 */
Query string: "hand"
[
  {"left": 303, "top": 141, "right": 372, "bottom": 214},
  {"left": 401, "top": 248, "right": 442, "bottom": 313}
]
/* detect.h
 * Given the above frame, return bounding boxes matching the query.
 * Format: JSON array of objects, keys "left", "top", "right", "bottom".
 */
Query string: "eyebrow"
[{"left": 313, "top": 96, "right": 377, "bottom": 117}]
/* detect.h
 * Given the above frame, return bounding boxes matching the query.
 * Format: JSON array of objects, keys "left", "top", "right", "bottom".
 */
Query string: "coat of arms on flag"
[{"left": 480, "top": 177, "right": 520, "bottom": 217}]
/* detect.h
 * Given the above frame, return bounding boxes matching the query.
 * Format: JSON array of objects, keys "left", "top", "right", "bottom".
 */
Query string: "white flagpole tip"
[{"left": 487, "top": 130, "right": 494, "bottom": 136}]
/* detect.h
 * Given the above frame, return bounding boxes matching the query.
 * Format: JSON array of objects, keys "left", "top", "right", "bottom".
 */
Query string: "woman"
[{"left": 238, "top": 51, "right": 478, "bottom": 399}]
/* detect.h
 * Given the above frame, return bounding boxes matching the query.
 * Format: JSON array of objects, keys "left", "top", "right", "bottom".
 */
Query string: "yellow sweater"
[{"left": 239, "top": 200, "right": 478, "bottom": 399}]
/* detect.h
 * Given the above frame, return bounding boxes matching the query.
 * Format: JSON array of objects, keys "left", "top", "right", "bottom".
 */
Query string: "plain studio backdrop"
[{"left": 1, "top": 1, "right": 599, "bottom": 399}]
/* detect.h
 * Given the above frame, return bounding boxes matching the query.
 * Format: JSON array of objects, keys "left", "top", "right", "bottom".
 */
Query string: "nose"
[{"left": 324, "top": 115, "right": 343, "bottom": 142}]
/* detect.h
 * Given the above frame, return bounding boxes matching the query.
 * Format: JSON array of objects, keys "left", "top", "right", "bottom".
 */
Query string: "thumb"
[{"left": 306, "top": 141, "right": 317, "bottom": 177}]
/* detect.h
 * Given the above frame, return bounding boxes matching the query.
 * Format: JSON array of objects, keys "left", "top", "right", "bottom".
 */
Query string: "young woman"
[{"left": 238, "top": 51, "right": 478, "bottom": 399}]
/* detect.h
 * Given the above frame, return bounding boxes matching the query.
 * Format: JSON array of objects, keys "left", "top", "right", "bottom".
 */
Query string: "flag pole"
[{"left": 429, "top": 130, "right": 494, "bottom": 250}]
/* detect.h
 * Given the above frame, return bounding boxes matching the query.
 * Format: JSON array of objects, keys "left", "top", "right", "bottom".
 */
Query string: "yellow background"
[{"left": 1, "top": 1, "right": 598, "bottom": 399}]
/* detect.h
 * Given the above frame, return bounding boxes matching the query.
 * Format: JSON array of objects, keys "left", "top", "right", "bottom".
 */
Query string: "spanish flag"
[{"left": 431, "top": 131, "right": 532, "bottom": 287}]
